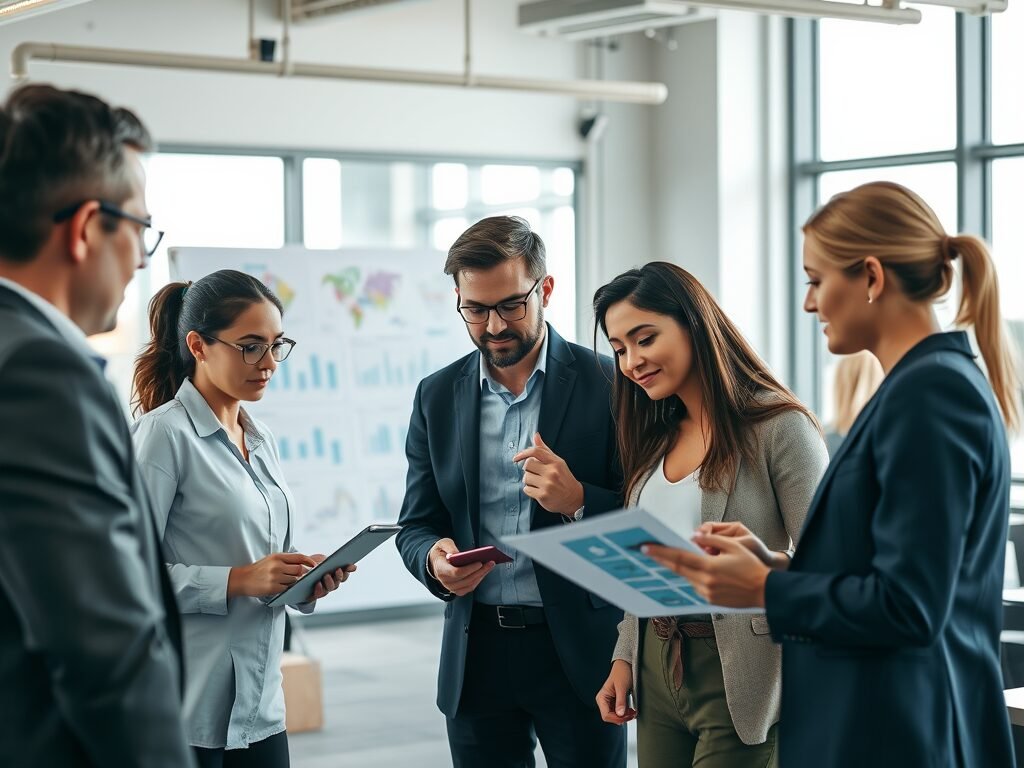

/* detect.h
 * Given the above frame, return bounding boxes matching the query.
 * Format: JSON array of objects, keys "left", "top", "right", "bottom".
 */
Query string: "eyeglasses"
[
  {"left": 204, "top": 335, "right": 297, "bottom": 365},
  {"left": 53, "top": 200, "right": 166, "bottom": 257},
  {"left": 457, "top": 277, "right": 543, "bottom": 325}
]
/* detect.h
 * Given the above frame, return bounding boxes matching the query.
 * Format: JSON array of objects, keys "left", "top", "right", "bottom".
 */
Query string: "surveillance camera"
[{"left": 578, "top": 114, "right": 608, "bottom": 141}]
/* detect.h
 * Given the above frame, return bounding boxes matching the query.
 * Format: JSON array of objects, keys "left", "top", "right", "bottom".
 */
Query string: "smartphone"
[{"left": 446, "top": 545, "right": 513, "bottom": 567}]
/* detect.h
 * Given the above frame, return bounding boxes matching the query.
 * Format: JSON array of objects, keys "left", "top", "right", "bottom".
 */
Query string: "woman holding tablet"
[{"left": 131, "top": 269, "right": 352, "bottom": 768}]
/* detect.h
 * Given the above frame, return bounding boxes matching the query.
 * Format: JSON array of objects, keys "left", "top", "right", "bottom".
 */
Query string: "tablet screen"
[{"left": 265, "top": 524, "right": 401, "bottom": 607}]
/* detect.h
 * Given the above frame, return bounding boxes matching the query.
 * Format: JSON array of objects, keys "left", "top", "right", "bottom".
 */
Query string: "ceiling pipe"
[
  {"left": 689, "top": 0, "right": 922, "bottom": 23},
  {"left": 10, "top": 41, "right": 669, "bottom": 104}
]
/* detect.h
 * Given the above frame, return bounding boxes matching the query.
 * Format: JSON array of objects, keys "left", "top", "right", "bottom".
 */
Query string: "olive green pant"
[{"left": 636, "top": 622, "right": 778, "bottom": 768}]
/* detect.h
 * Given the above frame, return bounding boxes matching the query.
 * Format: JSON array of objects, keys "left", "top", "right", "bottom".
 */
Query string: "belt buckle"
[{"left": 497, "top": 605, "right": 525, "bottom": 629}]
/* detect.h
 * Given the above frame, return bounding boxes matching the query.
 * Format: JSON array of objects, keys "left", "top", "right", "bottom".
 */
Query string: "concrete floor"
[{"left": 287, "top": 613, "right": 638, "bottom": 768}]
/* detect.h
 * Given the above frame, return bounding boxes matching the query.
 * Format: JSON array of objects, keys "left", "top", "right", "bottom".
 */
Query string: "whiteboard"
[{"left": 170, "top": 246, "right": 473, "bottom": 613}]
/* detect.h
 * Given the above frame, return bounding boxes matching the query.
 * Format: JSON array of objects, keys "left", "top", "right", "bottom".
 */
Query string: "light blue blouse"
[{"left": 131, "top": 378, "right": 313, "bottom": 750}]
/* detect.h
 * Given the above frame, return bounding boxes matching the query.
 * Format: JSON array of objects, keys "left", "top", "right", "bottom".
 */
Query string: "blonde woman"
[
  {"left": 644, "top": 182, "right": 1020, "bottom": 768},
  {"left": 824, "top": 351, "right": 883, "bottom": 456}
]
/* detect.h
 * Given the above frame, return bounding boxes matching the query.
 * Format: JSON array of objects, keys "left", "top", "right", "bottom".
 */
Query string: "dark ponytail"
[{"left": 131, "top": 269, "right": 283, "bottom": 416}]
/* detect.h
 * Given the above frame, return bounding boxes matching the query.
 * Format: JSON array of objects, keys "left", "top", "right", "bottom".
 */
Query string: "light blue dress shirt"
[
  {"left": 131, "top": 378, "right": 312, "bottom": 750},
  {"left": 475, "top": 332, "right": 548, "bottom": 607}
]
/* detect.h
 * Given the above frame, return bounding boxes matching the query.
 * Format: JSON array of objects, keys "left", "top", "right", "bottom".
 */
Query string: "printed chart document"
[{"left": 504, "top": 508, "right": 759, "bottom": 617}]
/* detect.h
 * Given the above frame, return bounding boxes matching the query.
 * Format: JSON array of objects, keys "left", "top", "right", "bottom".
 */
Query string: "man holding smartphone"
[{"left": 396, "top": 216, "right": 626, "bottom": 767}]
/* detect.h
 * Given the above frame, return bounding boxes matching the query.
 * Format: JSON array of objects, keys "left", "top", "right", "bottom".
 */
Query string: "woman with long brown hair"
[
  {"left": 131, "top": 269, "right": 352, "bottom": 768},
  {"left": 644, "top": 182, "right": 1020, "bottom": 767},
  {"left": 592, "top": 262, "right": 828, "bottom": 767}
]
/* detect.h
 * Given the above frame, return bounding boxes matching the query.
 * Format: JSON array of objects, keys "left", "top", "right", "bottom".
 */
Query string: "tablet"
[{"left": 265, "top": 524, "right": 402, "bottom": 607}]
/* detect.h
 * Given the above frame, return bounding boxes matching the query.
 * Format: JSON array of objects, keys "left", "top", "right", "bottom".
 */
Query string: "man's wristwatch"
[{"left": 566, "top": 506, "right": 584, "bottom": 522}]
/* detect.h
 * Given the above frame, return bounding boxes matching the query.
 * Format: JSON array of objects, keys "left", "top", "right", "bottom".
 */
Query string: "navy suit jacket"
[
  {"left": 0, "top": 285, "right": 191, "bottom": 767},
  {"left": 396, "top": 325, "right": 625, "bottom": 717},
  {"left": 765, "top": 332, "right": 1014, "bottom": 767}
]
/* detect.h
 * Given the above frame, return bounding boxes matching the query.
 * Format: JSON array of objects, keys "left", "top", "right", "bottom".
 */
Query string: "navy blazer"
[
  {"left": 765, "top": 332, "right": 1014, "bottom": 767},
  {"left": 0, "top": 285, "right": 191, "bottom": 767},
  {"left": 396, "top": 325, "right": 624, "bottom": 717}
]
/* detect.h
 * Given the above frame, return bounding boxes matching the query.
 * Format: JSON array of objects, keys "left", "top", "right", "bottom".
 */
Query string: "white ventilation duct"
[
  {"left": 520, "top": 0, "right": 715, "bottom": 39},
  {"left": 288, "top": 0, "right": 427, "bottom": 23},
  {"left": 520, "top": 0, "right": 1005, "bottom": 30}
]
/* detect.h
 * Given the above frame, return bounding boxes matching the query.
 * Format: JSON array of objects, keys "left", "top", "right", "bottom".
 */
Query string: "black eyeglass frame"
[
  {"left": 53, "top": 199, "right": 165, "bottom": 257},
  {"left": 456, "top": 276, "right": 544, "bottom": 325},
  {"left": 203, "top": 335, "right": 297, "bottom": 366}
]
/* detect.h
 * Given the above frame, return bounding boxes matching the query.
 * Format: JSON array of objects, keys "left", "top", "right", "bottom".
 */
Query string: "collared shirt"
[
  {"left": 0, "top": 277, "right": 105, "bottom": 369},
  {"left": 475, "top": 332, "right": 549, "bottom": 607},
  {"left": 131, "top": 378, "right": 310, "bottom": 750}
]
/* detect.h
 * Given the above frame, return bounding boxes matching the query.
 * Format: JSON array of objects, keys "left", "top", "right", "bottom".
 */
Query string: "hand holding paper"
[
  {"left": 503, "top": 508, "right": 761, "bottom": 617},
  {"left": 643, "top": 534, "right": 770, "bottom": 609}
]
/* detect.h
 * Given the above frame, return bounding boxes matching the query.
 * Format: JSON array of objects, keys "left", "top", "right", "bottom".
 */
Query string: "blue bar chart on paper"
[
  {"left": 277, "top": 425, "right": 346, "bottom": 466},
  {"left": 362, "top": 419, "right": 409, "bottom": 459},
  {"left": 351, "top": 343, "right": 446, "bottom": 391},
  {"left": 268, "top": 351, "right": 344, "bottom": 394}
]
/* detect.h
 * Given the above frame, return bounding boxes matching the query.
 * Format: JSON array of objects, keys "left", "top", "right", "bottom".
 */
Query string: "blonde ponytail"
[
  {"left": 950, "top": 235, "right": 1021, "bottom": 432},
  {"left": 806, "top": 181, "right": 1021, "bottom": 433}
]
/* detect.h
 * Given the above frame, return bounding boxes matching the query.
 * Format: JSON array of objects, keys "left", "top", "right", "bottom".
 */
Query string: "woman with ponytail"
[
  {"left": 131, "top": 269, "right": 353, "bottom": 768},
  {"left": 642, "top": 181, "right": 1021, "bottom": 768}
]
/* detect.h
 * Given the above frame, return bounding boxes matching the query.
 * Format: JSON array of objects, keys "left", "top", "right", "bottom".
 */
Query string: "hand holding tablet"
[{"left": 265, "top": 524, "right": 402, "bottom": 607}]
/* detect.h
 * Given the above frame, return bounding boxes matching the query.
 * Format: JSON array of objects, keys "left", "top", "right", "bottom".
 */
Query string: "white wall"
[
  {"left": 0, "top": 0, "right": 584, "bottom": 157},
  {"left": 644, "top": 15, "right": 790, "bottom": 377},
  {"left": 0, "top": 0, "right": 788, "bottom": 376}
]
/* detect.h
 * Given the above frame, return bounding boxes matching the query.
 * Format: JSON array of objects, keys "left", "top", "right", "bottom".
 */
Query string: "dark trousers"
[
  {"left": 447, "top": 617, "right": 626, "bottom": 768},
  {"left": 193, "top": 732, "right": 290, "bottom": 768}
]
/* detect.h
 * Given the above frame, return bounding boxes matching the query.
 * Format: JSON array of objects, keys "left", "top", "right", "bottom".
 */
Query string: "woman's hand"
[
  {"left": 228, "top": 552, "right": 318, "bottom": 598},
  {"left": 596, "top": 660, "right": 637, "bottom": 725},
  {"left": 302, "top": 554, "right": 356, "bottom": 603},
  {"left": 694, "top": 522, "right": 790, "bottom": 570},
  {"left": 643, "top": 536, "right": 770, "bottom": 608}
]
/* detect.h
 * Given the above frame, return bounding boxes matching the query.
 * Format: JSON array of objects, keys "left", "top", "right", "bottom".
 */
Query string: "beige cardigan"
[{"left": 612, "top": 408, "right": 828, "bottom": 745}]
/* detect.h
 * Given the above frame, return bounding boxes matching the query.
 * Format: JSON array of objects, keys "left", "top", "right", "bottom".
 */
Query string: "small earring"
[{"left": 867, "top": 295, "right": 873, "bottom": 304}]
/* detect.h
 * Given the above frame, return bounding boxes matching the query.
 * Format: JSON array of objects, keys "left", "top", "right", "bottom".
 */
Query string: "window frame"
[
  {"left": 788, "top": 18, "right": 1024, "bottom": 439},
  {"left": 154, "top": 144, "right": 583, "bottom": 334}
]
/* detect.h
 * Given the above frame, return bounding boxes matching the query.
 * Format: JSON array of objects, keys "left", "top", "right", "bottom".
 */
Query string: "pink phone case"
[{"left": 446, "top": 545, "right": 513, "bottom": 567}]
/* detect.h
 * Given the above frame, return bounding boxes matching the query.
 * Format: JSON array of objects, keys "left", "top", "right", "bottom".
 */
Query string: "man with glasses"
[
  {"left": 396, "top": 216, "right": 626, "bottom": 767},
  {"left": 0, "top": 84, "right": 192, "bottom": 767}
]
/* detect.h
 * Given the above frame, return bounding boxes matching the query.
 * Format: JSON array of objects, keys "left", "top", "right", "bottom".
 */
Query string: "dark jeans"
[
  {"left": 446, "top": 617, "right": 626, "bottom": 768},
  {"left": 193, "top": 731, "right": 290, "bottom": 768}
]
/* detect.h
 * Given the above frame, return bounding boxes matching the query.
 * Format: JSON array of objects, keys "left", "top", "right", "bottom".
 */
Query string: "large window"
[
  {"left": 89, "top": 151, "right": 579, "bottom": 410},
  {"left": 792, "top": 15, "right": 1024, "bottom": 475}
]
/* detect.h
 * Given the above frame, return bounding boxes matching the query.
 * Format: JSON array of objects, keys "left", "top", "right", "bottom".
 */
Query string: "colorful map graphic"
[
  {"left": 322, "top": 267, "right": 401, "bottom": 328},
  {"left": 262, "top": 272, "right": 296, "bottom": 311}
]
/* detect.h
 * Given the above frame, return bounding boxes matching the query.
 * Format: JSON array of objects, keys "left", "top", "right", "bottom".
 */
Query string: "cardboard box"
[{"left": 280, "top": 652, "right": 323, "bottom": 733}]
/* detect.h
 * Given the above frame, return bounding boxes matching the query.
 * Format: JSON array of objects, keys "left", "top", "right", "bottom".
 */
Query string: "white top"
[{"left": 637, "top": 456, "right": 701, "bottom": 538}]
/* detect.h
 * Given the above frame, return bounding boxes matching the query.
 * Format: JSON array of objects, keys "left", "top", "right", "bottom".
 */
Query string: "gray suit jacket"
[
  {"left": 0, "top": 285, "right": 193, "bottom": 767},
  {"left": 611, "top": 407, "right": 827, "bottom": 745}
]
